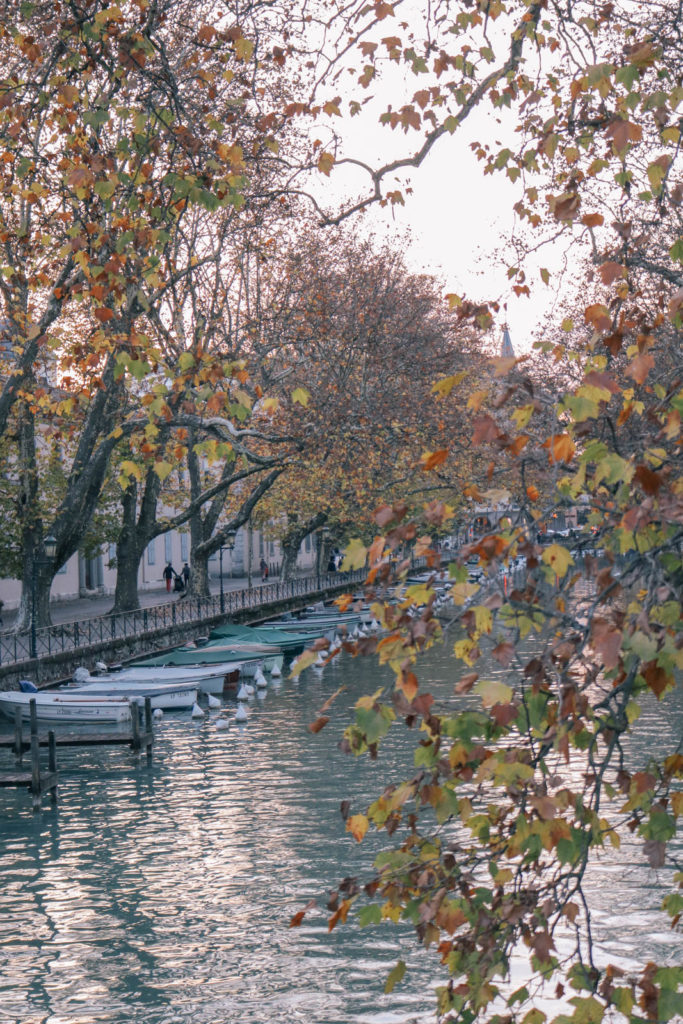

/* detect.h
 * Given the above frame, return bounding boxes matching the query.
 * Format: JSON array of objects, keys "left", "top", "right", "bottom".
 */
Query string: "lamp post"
[
  {"left": 30, "top": 534, "right": 57, "bottom": 660},
  {"left": 218, "top": 529, "right": 236, "bottom": 614}
]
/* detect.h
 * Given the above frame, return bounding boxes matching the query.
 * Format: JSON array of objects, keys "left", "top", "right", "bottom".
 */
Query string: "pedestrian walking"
[
  {"left": 259, "top": 557, "right": 269, "bottom": 581},
  {"left": 181, "top": 563, "right": 190, "bottom": 588},
  {"left": 163, "top": 562, "right": 175, "bottom": 593}
]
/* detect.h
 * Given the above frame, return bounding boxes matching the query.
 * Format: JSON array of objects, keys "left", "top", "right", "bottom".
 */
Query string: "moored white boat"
[
  {"left": 75, "top": 662, "right": 254, "bottom": 695},
  {"left": 67, "top": 681, "right": 198, "bottom": 710},
  {"left": 0, "top": 691, "right": 133, "bottom": 724}
]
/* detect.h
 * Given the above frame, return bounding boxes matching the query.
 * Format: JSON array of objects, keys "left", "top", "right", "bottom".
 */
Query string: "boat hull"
[
  {"left": 0, "top": 692, "right": 132, "bottom": 724},
  {"left": 67, "top": 682, "right": 198, "bottom": 710},
  {"left": 77, "top": 664, "right": 250, "bottom": 695}
]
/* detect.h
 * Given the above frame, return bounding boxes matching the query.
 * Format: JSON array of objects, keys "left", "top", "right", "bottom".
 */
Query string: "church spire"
[{"left": 501, "top": 326, "right": 515, "bottom": 358}]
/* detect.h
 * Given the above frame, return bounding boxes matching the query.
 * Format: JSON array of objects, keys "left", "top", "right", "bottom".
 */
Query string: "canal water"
[{"left": 0, "top": 636, "right": 680, "bottom": 1024}]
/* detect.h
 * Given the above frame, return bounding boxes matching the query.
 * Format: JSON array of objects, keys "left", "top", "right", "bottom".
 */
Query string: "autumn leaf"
[
  {"left": 473, "top": 679, "right": 513, "bottom": 707},
  {"left": 291, "top": 386, "right": 311, "bottom": 406},
  {"left": 384, "top": 960, "right": 406, "bottom": 994},
  {"left": 317, "top": 151, "right": 335, "bottom": 176},
  {"left": 542, "top": 544, "right": 574, "bottom": 577},
  {"left": 346, "top": 814, "right": 369, "bottom": 842},
  {"left": 289, "top": 899, "right": 316, "bottom": 928},
  {"left": 341, "top": 538, "right": 367, "bottom": 571},
  {"left": 420, "top": 448, "right": 448, "bottom": 471},
  {"left": 625, "top": 352, "right": 654, "bottom": 385},
  {"left": 308, "top": 715, "right": 330, "bottom": 733},
  {"left": 543, "top": 433, "right": 575, "bottom": 464}
]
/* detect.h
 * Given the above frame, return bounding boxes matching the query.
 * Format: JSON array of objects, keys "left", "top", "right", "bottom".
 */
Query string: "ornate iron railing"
[{"left": 0, "top": 570, "right": 367, "bottom": 667}]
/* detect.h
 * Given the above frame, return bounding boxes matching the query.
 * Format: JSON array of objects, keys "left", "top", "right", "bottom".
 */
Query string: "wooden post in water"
[
  {"left": 144, "top": 696, "right": 153, "bottom": 764},
  {"left": 130, "top": 700, "right": 140, "bottom": 755},
  {"left": 13, "top": 706, "right": 23, "bottom": 765},
  {"left": 48, "top": 731, "right": 57, "bottom": 806},
  {"left": 29, "top": 699, "right": 41, "bottom": 812}
]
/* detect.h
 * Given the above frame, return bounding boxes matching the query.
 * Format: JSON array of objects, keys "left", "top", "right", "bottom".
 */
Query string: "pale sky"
[{"left": 303, "top": 22, "right": 579, "bottom": 357}]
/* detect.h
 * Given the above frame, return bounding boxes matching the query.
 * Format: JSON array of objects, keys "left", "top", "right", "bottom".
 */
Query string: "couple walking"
[{"left": 163, "top": 562, "right": 190, "bottom": 593}]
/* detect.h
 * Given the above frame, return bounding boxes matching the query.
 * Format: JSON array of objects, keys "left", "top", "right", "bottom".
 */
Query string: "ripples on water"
[{"left": 0, "top": 638, "right": 680, "bottom": 1024}]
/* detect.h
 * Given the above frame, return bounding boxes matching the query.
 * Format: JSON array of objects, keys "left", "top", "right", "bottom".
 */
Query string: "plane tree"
[{"left": 287, "top": 2, "right": 683, "bottom": 1023}]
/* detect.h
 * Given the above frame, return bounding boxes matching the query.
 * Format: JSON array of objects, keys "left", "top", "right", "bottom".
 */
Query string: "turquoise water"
[{"left": 0, "top": 636, "right": 680, "bottom": 1024}]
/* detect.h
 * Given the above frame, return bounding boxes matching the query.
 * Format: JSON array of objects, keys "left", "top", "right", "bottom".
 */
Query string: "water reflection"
[{"left": 0, "top": 636, "right": 680, "bottom": 1024}]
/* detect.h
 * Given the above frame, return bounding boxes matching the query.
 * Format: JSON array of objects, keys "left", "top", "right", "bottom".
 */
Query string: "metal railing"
[{"left": 0, "top": 570, "right": 367, "bottom": 667}]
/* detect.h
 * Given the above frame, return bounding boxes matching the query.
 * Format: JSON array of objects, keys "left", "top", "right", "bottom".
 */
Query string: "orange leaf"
[
  {"left": 544, "top": 433, "right": 575, "bottom": 464},
  {"left": 308, "top": 715, "right": 330, "bottom": 734},
  {"left": 625, "top": 352, "right": 654, "bottom": 384},
  {"left": 398, "top": 670, "right": 418, "bottom": 701},
  {"left": 581, "top": 212, "right": 604, "bottom": 227},
  {"left": 94, "top": 307, "right": 114, "bottom": 323},
  {"left": 420, "top": 448, "right": 449, "bottom": 471},
  {"left": 526, "top": 485, "right": 540, "bottom": 501}
]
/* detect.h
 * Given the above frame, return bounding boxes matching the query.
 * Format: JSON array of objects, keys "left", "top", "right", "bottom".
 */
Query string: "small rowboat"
[{"left": 0, "top": 691, "right": 134, "bottom": 724}]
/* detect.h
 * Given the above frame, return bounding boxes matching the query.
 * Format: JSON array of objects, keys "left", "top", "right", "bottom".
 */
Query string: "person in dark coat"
[
  {"left": 163, "top": 562, "right": 174, "bottom": 593},
  {"left": 181, "top": 563, "right": 190, "bottom": 588}
]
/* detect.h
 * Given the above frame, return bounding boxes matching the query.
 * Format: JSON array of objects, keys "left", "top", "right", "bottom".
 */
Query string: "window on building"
[
  {"left": 164, "top": 533, "right": 173, "bottom": 562},
  {"left": 147, "top": 539, "right": 156, "bottom": 565},
  {"left": 180, "top": 532, "right": 188, "bottom": 560},
  {"left": 304, "top": 535, "right": 311, "bottom": 552}
]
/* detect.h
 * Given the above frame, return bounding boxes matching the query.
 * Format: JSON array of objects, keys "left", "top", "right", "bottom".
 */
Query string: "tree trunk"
[
  {"left": 280, "top": 532, "right": 301, "bottom": 581},
  {"left": 112, "top": 483, "right": 143, "bottom": 613},
  {"left": 191, "top": 547, "right": 211, "bottom": 600}
]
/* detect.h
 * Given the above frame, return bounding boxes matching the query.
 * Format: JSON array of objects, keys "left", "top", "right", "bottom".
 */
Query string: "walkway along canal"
[{"left": 0, "top": 570, "right": 367, "bottom": 689}]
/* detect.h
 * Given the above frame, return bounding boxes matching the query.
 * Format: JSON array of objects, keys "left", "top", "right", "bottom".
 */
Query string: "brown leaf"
[
  {"left": 491, "top": 641, "right": 515, "bottom": 667},
  {"left": 625, "top": 352, "right": 654, "bottom": 385},
  {"left": 643, "top": 839, "right": 666, "bottom": 868},
  {"left": 308, "top": 715, "right": 330, "bottom": 734},
  {"left": 289, "top": 899, "right": 316, "bottom": 927},
  {"left": 599, "top": 261, "right": 626, "bottom": 285},
  {"left": 455, "top": 672, "right": 478, "bottom": 694}
]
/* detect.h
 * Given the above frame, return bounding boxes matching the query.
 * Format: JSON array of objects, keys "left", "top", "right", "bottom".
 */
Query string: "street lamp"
[
  {"left": 30, "top": 533, "right": 57, "bottom": 660},
  {"left": 218, "top": 529, "right": 236, "bottom": 614}
]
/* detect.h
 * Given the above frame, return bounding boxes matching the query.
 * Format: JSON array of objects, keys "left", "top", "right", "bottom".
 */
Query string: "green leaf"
[
  {"left": 384, "top": 959, "right": 406, "bottom": 994},
  {"left": 358, "top": 904, "right": 382, "bottom": 927}
]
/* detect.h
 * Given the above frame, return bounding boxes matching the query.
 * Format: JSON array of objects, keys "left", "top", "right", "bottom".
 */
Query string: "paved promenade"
[{"left": 1, "top": 574, "right": 276, "bottom": 631}]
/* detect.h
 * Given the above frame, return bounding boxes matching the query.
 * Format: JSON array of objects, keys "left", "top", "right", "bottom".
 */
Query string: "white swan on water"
[
  {"left": 207, "top": 694, "right": 222, "bottom": 708},
  {"left": 191, "top": 702, "right": 204, "bottom": 719},
  {"left": 215, "top": 715, "right": 230, "bottom": 731},
  {"left": 235, "top": 704, "right": 248, "bottom": 723}
]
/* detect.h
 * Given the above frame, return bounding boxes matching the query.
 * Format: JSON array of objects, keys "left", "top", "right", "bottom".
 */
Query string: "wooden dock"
[{"left": 0, "top": 697, "right": 154, "bottom": 811}]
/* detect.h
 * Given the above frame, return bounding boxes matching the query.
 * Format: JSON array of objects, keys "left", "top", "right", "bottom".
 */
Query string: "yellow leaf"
[
  {"left": 473, "top": 605, "right": 493, "bottom": 633},
  {"left": 542, "top": 543, "right": 574, "bottom": 577},
  {"left": 431, "top": 372, "right": 467, "bottom": 398},
  {"left": 346, "top": 814, "right": 369, "bottom": 842},
  {"left": 292, "top": 387, "right": 310, "bottom": 407},
  {"left": 473, "top": 679, "right": 513, "bottom": 707},
  {"left": 289, "top": 649, "right": 319, "bottom": 678},
  {"left": 341, "top": 538, "right": 367, "bottom": 571},
  {"left": 154, "top": 461, "right": 173, "bottom": 482}
]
